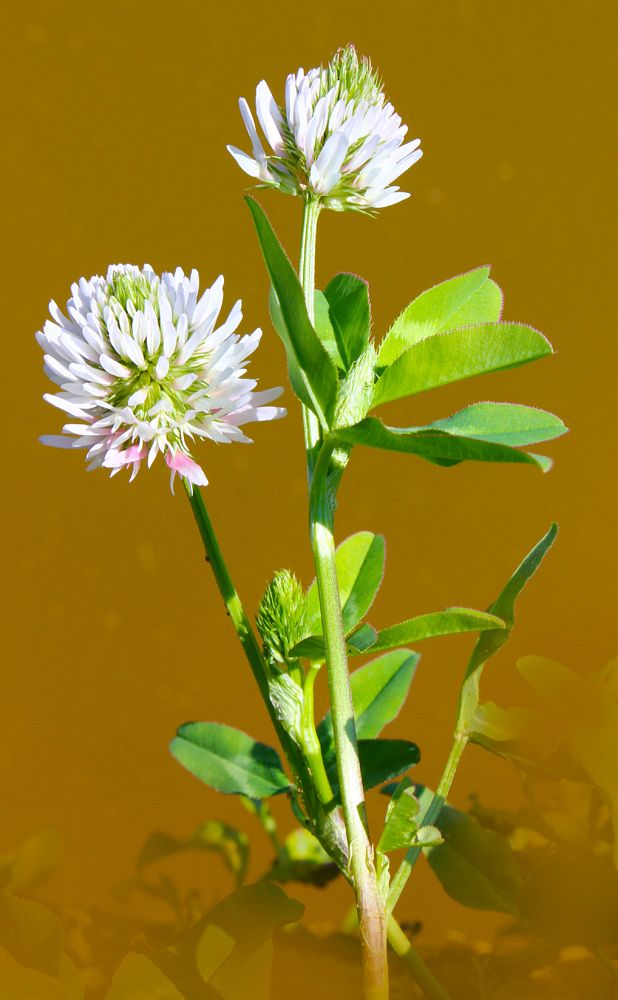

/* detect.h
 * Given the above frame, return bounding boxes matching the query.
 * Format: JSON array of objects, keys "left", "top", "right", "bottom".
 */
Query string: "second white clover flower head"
[
  {"left": 227, "top": 45, "right": 422, "bottom": 213},
  {"left": 38, "top": 264, "right": 285, "bottom": 491}
]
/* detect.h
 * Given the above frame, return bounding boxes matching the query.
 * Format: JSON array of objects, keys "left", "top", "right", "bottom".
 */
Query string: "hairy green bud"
[{"left": 256, "top": 569, "right": 308, "bottom": 664}]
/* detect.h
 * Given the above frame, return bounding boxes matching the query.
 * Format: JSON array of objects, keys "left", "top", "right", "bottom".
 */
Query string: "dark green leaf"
[
  {"left": 370, "top": 608, "right": 505, "bottom": 654},
  {"left": 416, "top": 788, "right": 523, "bottom": 914},
  {"left": 170, "top": 722, "right": 290, "bottom": 798},
  {"left": 305, "top": 531, "right": 385, "bottom": 634},
  {"left": 319, "top": 650, "right": 419, "bottom": 750},
  {"left": 325, "top": 739, "right": 420, "bottom": 802},
  {"left": 373, "top": 322, "right": 552, "bottom": 407},
  {"left": 335, "top": 417, "right": 553, "bottom": 472},
  {"left": 378, "top": 266, "right": 503, "bottom": 366},
  {"left": 456, "top": 524, "right": 558, "bottom": 731},
  {"left": 246, "top": 196, "right": 338, "bottom": 427},
  {"left": 324, "top": 272, "right": 371, "bottom": 368}
]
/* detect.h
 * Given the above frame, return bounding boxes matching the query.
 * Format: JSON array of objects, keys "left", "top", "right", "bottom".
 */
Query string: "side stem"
[
  {"left": 388, "top": 734, "right": 468, "bottom": 914},
  {"left": 183, "top": 481, "right": 348, "bottom": 868},
  {"left": 387, "top": 918, "right": 452, "bottom": 1000}
]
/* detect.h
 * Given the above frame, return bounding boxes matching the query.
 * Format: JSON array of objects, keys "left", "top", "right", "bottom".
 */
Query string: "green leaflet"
[
  {"left": 426, "top": 402, "right": 567, "bottom": 447},
  {"left": 378, "top": 777, "right": 420, "bottom": 853},
  {"left": 416, "top": 788, "right": 524, "bottom": 915},
  {"left": 265, "top": 828, "right": 339, "bottom": 888},
  {"left": 370, "top": 608, "right": 506, "bottom": 654},
  {"left": 373, "top": 322, "right": 552, "bottom": 407},
  {"left": 378, "top": 266, "right": 503, "bottom": 366},
  {"left": 324, "top": 272, "right": 371, "bottom": 369},
  {"left": 170, "top": 722, "right": 290, "bottom": 798},
  {"left": 334, "top": 417, "right": 553, "bottom": 472},
  {"left": 318, "top": 649, "right": 418, "bottom": 750},
  {"left": 245, "top": 197, "right": 338, "bottom": 427},
  {"left": 305, "top": 531, "right": 385, "bottom": 634},
  {"left": 313, "top": 290, "right": 345, "bottom": 368},
  {"left": 456, "top": 524, "right": 558, "bottom": 732},
  {"left": 324, "top": 739, "right": 421, "bottom": 803}
]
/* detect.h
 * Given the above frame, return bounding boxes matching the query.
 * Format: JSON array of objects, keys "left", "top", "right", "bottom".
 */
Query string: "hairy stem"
[
  {"left": 299, "top": 197, "right": 323, "bottom": 480},
  {"left": 388, "top": 734, "right": 468, "bottom": 914},
  {"left": 388, "top": 918, "right": 453, "bottom": 1000},
  {"left": 309, "top": 443, "right": 388, "bottom": 1000}
]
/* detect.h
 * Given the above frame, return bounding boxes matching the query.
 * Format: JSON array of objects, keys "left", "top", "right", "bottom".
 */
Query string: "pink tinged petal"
[
  {"left": 103, "top": 443, "right": 148, "bottom": 469},
  {"left": 165, "top": 450, "right": 208, "bottom": 495},
  {"left": 310, "top": 132, "right": 349, "bottom": 195},
  {"left": 255, "top": 80, "right": 285, "bottom": 153}
]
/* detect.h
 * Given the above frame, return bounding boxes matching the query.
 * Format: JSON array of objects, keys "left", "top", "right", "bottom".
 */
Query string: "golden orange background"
[{"left": 2, "top": 0, "right": 616, "bottom": 946}]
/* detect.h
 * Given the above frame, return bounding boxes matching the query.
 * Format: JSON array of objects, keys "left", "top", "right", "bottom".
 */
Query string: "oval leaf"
[
  {"left": 170, "top": 722, "right": 290, "bottom": 798},
  {"left": 426, "top": 402, "right": 567, "bottom": 447},
  {"left": 305, "top": 531, "right": 385, "bottom": 634},
  {"left": 373, "top": 322, "right": 552, "bottom": 407},
  {"left": 370, "top": 608, "right": 505, "bottom": 654},
  {"left": 378, "top": 266, "right": 503, "bottom": 366},
  {"left": 324, "top": 272, "right": 371, "bottom": 369}
]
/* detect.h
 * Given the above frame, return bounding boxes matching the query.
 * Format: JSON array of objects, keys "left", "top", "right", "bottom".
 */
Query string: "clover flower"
[
  {"left": 227, "top": 44, "right": 422, "bottom": 212},
  {"left": 38, "top": 264, "right": 285, "bottom": 490}
]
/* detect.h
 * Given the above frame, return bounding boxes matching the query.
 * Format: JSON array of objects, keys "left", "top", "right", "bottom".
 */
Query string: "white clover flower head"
[
  {"left": 38, "top": 264, "right": 285, "bottom": 492},
  {"left": 227, "top": 44, "right": 422, "bottom": 213}
]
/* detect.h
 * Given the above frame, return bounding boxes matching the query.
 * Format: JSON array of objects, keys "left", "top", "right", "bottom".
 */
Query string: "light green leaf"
[
  {"left": 170, "top": 722, "right": 290, "bottom": 798},
  {"left": 324, "top": 273, "right": 371, "bottom": 368},
  {"left": 325, "top": 739, "right": 420, "bottom": 801},
  {"left": 265, "top": 828, "right": 338, "bottom": 888},
  {"left": 289, "top": 622, "right": 377, "bottom": 661},
  {"left": 370, "top": 608, "right": 506, "bottom": 654},
  {"left": 373, "top": 322, "right": 552, "bottom": 407},
  {"left": 378, "top": 266, "right": 503, "bottom": 366},
  {"left": 305, "top": 531, "right": 385, "bottom": 634},
  {"left": 378, "top": 777, "right": 420, "bottom": 853},
  {"left": 426, "top": 402, "right": 567, "bottom": 447},
  {"left": 334, "top": 417, "right": 553, "bottom": 472},
  {"left": 319, "top": 650, "right": 419, "bottom": 750},
  {"left": 313, "top": 291, "right": 344, "bottom": 368},
  {"left": 413, "top": 825, "right": 444, "bottom": 847},
  {"left": 456, "top": 524, "right": 558, "bottom": 732},
  {"left": 246, "top": 196, "right": 338, "bottom": 427},
  {"left": 416, "top": 788, "right": 523, "bottom": 914}
]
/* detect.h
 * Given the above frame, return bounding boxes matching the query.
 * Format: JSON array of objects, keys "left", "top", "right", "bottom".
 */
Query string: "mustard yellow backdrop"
[{"left": 2, "top": 0, "right": 616, "bottom": 941}]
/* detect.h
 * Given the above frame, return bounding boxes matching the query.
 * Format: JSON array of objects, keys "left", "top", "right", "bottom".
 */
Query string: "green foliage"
[
  {"left": 256, "top": 569, "right": 308, "bottom": 665},
  {"left": 426, "top": 402, "right": 567, "bottom": 447},
  {"left": 265, "top": 828, "right": 339, "bottom": 888},
  {"left": 324, "top": 739, "right": 420, "bottom": 802},
  {"left": 373, "top": 322, "right": 552, "bottom": 408},
  {"left": 335, "top": 417, "right": 553, "bottom": 471},
  {"left": 333, "top": 343, "right": 377, "bottom": 428},
  {"left": 416, "top": 788, "right": 524, "bottom": 915},
  {"left": 318, "top": 649, "right": 418, "bottom": 749},
  {"left": 377, "top": 266, "right": 503, "bottom": 366},
  {"left": 170, "top": 722, "right": 290, "bottom": 798},
  {"left": 245, "top": 196, "right": 338, "bottom": 427},
  {"left": 378, "top": 777, "right": 420, "bottom": 852},
  {"left": 370, "top": 608, "right": 506, "bottom": 654},
  {"left": 456, "top": 523, "right": 558, "bottom": 732},
  {"left": 305, "top": 531, "right": 385, "bottom": 634},
  {"left": 323, "top": 272, "right": 371, "bottom": 369}
]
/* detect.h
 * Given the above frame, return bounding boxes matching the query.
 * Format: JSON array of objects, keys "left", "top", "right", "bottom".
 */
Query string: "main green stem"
[
  {"left": 388, "top": 734, "right": 468, "bottom": 914},
  {"left": 300, "top": 198, "right": 388, "bottom": 1000}
]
